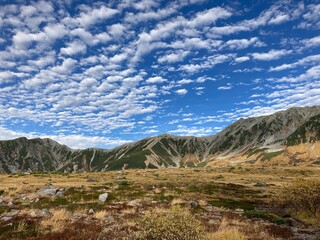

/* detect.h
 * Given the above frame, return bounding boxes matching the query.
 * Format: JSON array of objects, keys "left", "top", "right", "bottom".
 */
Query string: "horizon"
[
  {"left": 2, "top": 104, "right": 319, "bottom": 149},
  {"left": 0, "top": 0, "right": 319, "bottom": 149}
]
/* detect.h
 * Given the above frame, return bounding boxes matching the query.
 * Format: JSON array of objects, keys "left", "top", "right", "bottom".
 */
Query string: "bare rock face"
[{"left": 0, "top": 106, "right": 320, "bottom": 172}]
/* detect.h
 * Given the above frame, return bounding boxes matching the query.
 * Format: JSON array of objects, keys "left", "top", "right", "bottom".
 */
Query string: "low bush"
[
  {"left": 278, "top": 179, "right": 320, "bottom": 221},
  {"left": 134, "top": 206, "right": 205, "bottom": 240}
]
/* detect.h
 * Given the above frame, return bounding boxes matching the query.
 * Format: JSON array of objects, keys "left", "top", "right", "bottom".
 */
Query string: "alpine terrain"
[{"left": 1, "top": 106, "right": 320, "bottom": 173}]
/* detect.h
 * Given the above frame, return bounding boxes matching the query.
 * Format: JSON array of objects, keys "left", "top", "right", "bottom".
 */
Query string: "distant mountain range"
[{"left": 1, "top": 106, "right": 320, "bottom": 173}]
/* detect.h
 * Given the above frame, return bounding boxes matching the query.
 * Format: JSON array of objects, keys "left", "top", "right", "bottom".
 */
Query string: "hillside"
[{"left": 0, "top": 106, "right": 320, "bottom": 173}]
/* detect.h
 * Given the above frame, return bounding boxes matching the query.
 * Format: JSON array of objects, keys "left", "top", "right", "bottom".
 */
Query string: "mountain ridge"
[{"left": 1, "top": 105, "right": 320, "bottom": 173}]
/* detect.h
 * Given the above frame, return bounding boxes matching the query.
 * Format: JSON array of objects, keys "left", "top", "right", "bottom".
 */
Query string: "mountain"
[{"left": 1, "top": 106, "right": 320, "bottom": 173}]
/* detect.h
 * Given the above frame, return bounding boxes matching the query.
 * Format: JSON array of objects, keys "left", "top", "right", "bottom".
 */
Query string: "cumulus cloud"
[
  {"left": 176, "top": 89, "right": 188, "bottom": 95},
  {"left": 146, "top": 76, "right": 167, "bottom": 84},
  {"left": 60, "top": 40, "right": 87, "bottom": 56},
  {"left": 252, "top": 49, "right": 292, "bottom": 61},
  {"left": 169, "top": 125, "right": 213, "bottom": 136},
  {"left": 0, "top": 0, "right": 318, "bottom": 149}
]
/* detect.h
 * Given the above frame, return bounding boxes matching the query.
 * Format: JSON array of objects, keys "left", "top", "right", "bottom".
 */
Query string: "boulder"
[
  {"left": 37, "top": 187, "right": 58, "bottom": 197},
  {"left": 98, "top": 193, "right": 108, "bottom": 203},
  {"left": 37, "top": 185, "right": 64, "bottom": 197}
]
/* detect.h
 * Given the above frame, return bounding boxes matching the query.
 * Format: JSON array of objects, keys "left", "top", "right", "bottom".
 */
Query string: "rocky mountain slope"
[{"left": 1, "top": 106, "right": 320, "bottom": 173}]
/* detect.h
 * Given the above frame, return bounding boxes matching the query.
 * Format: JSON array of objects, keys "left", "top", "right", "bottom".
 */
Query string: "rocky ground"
[{"left": 0, "top": 166, "right": 319, "bottom": 239}]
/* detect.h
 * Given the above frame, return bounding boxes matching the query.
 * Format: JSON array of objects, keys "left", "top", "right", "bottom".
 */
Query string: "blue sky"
[{"left": 0, "top": 0, "right": 319, "bottom": 149}]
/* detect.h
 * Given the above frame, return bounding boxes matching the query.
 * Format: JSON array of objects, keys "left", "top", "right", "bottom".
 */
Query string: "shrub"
[
  {"left": 134, "top": 206, "right": 205, "bottom": 240},
  {"left": 278, "top": 179, "right": 320, "bottom": 219}
]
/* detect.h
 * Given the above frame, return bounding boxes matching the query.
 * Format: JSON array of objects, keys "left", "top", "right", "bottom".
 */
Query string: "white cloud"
[
  {"left": 224, "top": 37, "right": 264, "bottom": 50},
  {"left": 268, "top": 14, "right": 290, "bottom": 25},
  {"left": 218, "top": 83, "right": 233, "bottom": 90},
  {"left": 76, "top": 6, "right": 119, "bottom": 28},
  {"left": 189, "top": 7, "right": 232, "bottom": 27},
  {"left": 176, "top": 89, "right": 188, "bottom": 95},
  {"left": 108, "top": 23, "right": 127, "bottom": 39},
  {"left": 169, "top": 125, "right": 213, "bottom": 136},
  {"left": 269, "top": 54, "right": 320, "bottom": 71},
  {"left": 302, "top": 35, "right": 320, "bottom": 48},
  {"left": 146, "top": 76, "right": 166, "bottom": 84},
  {"left": 235, "top": 56, "right": 250, "bottom": 63},
  {"left": 158, "top": 50, "right": 189, "bottom": 63},
  {"left": 60, "top": 40, "right": 87, "bottom": 56},
  {"left": 252, "top": 49, "right": 292, "bottom": 61}
]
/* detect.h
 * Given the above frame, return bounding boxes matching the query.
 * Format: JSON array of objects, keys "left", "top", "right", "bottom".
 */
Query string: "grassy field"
[{"left": 0, "top": 165, "right": 319, "bottom": 239}]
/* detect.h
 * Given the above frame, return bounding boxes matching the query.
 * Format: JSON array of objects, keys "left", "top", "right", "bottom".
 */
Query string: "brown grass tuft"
[{"left": 40, "top": 209, "right": 70, "bottom": 233}]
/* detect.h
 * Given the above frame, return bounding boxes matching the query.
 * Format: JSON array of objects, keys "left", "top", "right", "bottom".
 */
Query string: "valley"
[{"left": 0, "top": 166, "right": 319, "bottom": 239}]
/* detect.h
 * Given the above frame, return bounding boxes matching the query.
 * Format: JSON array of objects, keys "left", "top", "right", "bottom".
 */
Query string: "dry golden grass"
[
  {"left": 0, "top": 166, "right": 319, "bottom": 239},
  {"left": 171, "top": 198, "right": 187, "bottom": 205},
  {"left": 206, "top": 227, "right": 247, "bottom": 240},
  {"left": 40, "top": 209, "right": 70, "bottom": 232},
  {"left": 93, "top": 210, "right": 108, "bottom": 220}
]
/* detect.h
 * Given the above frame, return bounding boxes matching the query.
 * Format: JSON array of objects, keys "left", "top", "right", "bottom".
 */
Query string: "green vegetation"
[{"left": 262, "top": 150, "right": 283, "bottom": 161}]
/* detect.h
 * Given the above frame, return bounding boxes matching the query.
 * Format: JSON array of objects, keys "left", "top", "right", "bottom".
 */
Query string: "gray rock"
[
  {"left": 255, "top": 181, "right": 268, "bottom": 187},
  {"left": 3, "top": 210, "right": 20, "bottom": 217},
  {"left": 55, "top": 191, "right": 64, "bottom": 197},
  {"left": 41, "top": 209, "right": 51, "bottom": 217},
  {"left": 0, "top": 198, "right": 3, "bottom": 204},
  {"left": 37, "top": 185, "right": 65, "bottom": 197},
  {"left": 105, "top": 216, "right": 114, "bottom": 223},
  {"left": 98, "top": 193, "right": 108, "bottom": 203},
  {"left": 88, "top": 209, "right": 95, "bottom": 215},
  {"left": 30, "top": 209, "right": 51, "bottom": 217},
  {"left": 190, "top": 201, "right": 199, "bottom": 208},
  {"left": 37, "top": 187, "right": 58, "bottom": 196},
  {"left": 1, "top": 216, "right": 12, "bottom": 221}
]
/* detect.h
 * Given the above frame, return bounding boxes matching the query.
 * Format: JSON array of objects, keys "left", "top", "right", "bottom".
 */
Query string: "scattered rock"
[
  {"left": 190, "top": 201, "right": 199, "bottom": 208},
  {"left": 235, "top": 208, "right": 244, "bottom": 214},
  {"left": 87, "top": 178, "right": 97, "bottom": 182},
  {"left": 122, "top": 164, "right": 128, "bottom": 171},
  {"left": 37, "top": 186, "right": 58, "bottom": 196},
  {"left": 1, "top": 217, "right": 12, "bottom": 222},
  {"left": 116, "top": 175, "right": 126, "bottom": 180},
  {"left": 105, "top": 216, "right": 114, "bottom": 223},
  {"left": 30, "top": 209, "right": 51, "bottom": 218},
  {"left": 255, "top": 181, "right": 268, "bottom": 187},
  {"left": 208, "top": 219, "right": 220, "bottom": 224},
  {"left": 37, "top": 185, "right": 64, "bottom": 197},
  {"left": 55, "top": 191, "right": 64, "bottom": 197},
  {"left": 3, "top": 210, "right": 20, "bottom": 217},
  {"left": 88, "top": 209, "right": 95, "bottom": 215},
  {"left": 98, "top": 193, "right": 108, "bottom": 203}
]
